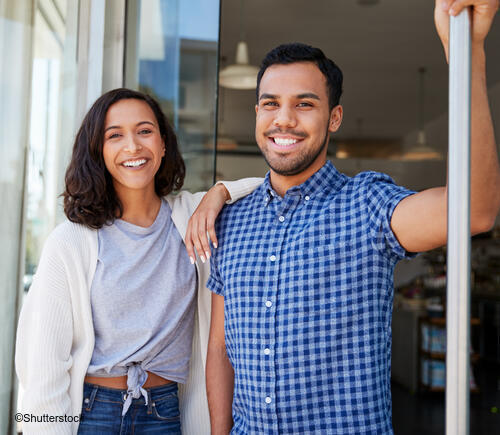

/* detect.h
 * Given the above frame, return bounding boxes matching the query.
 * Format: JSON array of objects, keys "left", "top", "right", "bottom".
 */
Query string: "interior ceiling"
[{"left": 218, "top": 0, "right": 500, "bottom": 150}]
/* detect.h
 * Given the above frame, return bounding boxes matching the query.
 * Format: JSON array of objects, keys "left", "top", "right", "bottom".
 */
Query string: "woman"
[{"left": 15, "top": 88, "right": 261, "bottom": 434}]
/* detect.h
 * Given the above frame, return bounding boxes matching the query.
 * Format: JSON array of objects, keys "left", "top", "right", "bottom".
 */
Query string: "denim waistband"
[{"left": 83, "top": 381, "right": 178, "bottom": 407}]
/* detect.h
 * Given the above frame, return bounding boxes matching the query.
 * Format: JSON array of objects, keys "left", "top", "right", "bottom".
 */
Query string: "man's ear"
[
  {"left": 328, "top": 105, "right": 343, "bottom": 133},
  {"left": 255, "top": 104, "right": 259, "bottom": 115}
]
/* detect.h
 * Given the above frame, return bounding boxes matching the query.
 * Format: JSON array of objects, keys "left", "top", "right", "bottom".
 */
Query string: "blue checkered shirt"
[{"left": 207, "top": 161, "right": 416, "bottom": 434}]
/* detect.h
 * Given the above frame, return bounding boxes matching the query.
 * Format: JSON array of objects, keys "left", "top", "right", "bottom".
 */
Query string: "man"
[{"left": 204, "top": 1, "right": 500, "bottom": 433}]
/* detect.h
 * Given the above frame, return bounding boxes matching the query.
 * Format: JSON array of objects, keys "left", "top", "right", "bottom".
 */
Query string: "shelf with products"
[
  {"left": 418, "top": 316, "right": 480, "bottom": 393},
  {"left": 393, "top": 228, "right": 499, "bottom": 392}
]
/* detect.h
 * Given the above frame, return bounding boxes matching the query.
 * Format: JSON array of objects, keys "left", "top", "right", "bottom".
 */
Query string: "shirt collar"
[{"left": 262, "top": 160, "right": 345, "bottom": 206}]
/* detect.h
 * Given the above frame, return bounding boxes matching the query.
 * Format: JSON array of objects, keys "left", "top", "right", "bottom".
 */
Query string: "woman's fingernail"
[
  {"left": 205, "top": 251, "right": 211, "bottom": 260},
  {"left": 213, "top": 242, "right": 218, "bottom": 249},
  {"left": 200, "top": 255, "right": 206, "bottom": 263},
  {"left": 190, "top": 256, "right": 195, "bottom": 265}
]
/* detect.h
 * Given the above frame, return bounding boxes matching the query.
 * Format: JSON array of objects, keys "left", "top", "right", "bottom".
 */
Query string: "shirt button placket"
[
  {"left": 263, "top": 205, "right": 291, "bottom": 431},
  {"left": 264, "top": 249, "right": 278, "bottom": 423}
]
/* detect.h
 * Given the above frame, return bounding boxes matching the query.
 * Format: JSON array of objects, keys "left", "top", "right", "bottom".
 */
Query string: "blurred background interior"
[{"left": 1, "top": 0, "right": 499, "bottom": 433}]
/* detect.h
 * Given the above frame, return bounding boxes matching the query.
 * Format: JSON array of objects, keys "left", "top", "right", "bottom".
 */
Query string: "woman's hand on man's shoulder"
[{"left": 185, "top": 183, "right": 230, "bottom": 264}]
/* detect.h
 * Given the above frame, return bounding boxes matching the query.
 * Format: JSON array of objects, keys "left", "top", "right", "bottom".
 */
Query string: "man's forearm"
[
  {"left": 469, "top": 43, "right": 500, "bottom": 231},
  {"left": 434, "top": 1, "right": 500, "bottom": 233},
  {"left": 206, "top": 343, "right": 234, "bottom": 434}
]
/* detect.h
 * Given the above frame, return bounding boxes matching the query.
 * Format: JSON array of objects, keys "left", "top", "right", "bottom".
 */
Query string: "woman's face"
[{"left": 102, "top": 98, "right": 165, "bottom": 197}]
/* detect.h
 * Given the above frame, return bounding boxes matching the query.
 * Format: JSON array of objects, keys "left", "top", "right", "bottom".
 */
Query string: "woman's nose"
[{"left": 124, "top": 136, "right": 142, "bottom": 153}]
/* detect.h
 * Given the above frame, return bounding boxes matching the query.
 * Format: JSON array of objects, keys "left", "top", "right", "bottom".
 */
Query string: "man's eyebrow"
[
  {"left": 259, "top": 93, "right": 277, "bottom": 101},
  {"left": 104, "top": 120, "right": 155, "bottom": 133},
  {"left": 258, "top": 92, "right": 321, "bottom": 101},
  {"left": 297, "top": 93, "right": 320, "bottom": 100}
]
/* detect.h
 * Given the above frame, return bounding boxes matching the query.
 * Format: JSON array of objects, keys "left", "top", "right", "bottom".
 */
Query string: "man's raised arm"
[{"left": 391, "top": 0, "right": 500, "bottom": 253}]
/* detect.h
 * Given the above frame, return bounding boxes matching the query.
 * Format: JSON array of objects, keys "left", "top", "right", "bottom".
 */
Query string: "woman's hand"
[{"left": 185, "top": 184, "right": 230, "bottom": 264}]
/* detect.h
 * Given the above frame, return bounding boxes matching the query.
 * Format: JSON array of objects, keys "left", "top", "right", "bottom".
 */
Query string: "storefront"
[{"left": 1, "top": 1, "right": 499, "bottom": 433}]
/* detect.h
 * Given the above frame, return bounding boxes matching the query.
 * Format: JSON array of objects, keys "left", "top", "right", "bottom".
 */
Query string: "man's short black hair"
[{"left": 256, "top": 42, "right": 343, "bottom": 111}]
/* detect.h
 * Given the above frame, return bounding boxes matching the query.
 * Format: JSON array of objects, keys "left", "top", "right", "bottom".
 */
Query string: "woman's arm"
[
  {"left": 185, "top": 178, "right": 263, "bottom": 263},
  {"left": 15, "top": 234, "right": 74, "bottom": 435}
]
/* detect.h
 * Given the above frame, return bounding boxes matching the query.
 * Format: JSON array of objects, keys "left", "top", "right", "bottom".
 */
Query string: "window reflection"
[
  {"left": 25, "top": 0, "right": 77, "bottom": 288},
  {"left": 125, "top": 0, "right": 220, "bottom": 191}
]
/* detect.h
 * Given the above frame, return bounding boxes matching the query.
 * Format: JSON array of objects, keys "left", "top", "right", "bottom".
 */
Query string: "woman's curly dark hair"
[{"left": 63, "top": 88, "right": 185, "bottom": 229}]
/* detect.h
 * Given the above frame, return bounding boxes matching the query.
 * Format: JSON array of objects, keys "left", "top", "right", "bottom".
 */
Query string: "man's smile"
[
  {"left": 267, "top": 135, "right": 304, "bottom": 152},
  {"left": 265, "top": 130, "right": 308, "bottom": 153}
]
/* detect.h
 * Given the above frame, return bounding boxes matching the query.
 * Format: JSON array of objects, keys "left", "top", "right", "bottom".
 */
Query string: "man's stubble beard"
[{"left": 259, "top": 126, "right": 330, "bottom": 176}]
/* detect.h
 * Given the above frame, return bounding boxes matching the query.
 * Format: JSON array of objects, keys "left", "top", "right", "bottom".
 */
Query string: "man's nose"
[{"left": 272, "top": 106, "right": 297, "bottom": 129}]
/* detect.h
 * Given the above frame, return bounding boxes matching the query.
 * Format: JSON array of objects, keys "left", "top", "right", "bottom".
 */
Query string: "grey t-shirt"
[{"left": 87, "top": 199, "right": 196, "bottom": 414}]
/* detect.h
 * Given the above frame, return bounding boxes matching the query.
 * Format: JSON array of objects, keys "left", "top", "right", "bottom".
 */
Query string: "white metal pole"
[{"left": 446, "top": 8, "right": 471, "bottom": 435}]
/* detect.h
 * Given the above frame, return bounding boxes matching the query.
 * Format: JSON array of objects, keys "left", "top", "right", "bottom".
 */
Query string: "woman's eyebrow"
[
  {"left": 136, "top": 121, "right": 155, "bottom": 127},
  {"left": 104, "top": 120, "right": 155, "bottom": 133},
  {"left": 104, "top": 125, "right": 120, "bottom": 133}
]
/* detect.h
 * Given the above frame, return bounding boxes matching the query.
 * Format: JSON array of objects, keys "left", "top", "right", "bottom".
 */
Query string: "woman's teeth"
[
  {"left": 273, "top": 138, "right": 298, "bottom": 146},
  {"left": 123, "top": 159, "right": 147, "bottom": 167}
]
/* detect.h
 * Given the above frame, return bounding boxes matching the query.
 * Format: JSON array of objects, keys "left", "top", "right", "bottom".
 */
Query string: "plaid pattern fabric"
[{"left": 207, "top": 161, "right": 416, "bottom": 434}]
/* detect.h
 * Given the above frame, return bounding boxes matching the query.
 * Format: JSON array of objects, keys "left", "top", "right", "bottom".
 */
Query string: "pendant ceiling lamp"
[
  {"left": 219, "top": 0, "right": 259, "bottom": 90},
  {"left": 401, "top": 67, "right": 443, "bottom": 161}
]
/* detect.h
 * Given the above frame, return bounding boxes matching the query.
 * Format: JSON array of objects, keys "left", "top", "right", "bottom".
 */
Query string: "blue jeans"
[{"left": 77, "top": 382, "right": 181, "bottom": 434}]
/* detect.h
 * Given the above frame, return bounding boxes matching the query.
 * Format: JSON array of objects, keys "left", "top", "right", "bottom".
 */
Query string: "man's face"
[{"left": 255, "top": 62, "right": 342, "bottom": 176}]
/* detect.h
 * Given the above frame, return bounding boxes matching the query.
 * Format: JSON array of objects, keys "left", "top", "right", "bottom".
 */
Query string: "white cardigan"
[{"left": 15, "top": 179, "right": 262, "bottom": 435}]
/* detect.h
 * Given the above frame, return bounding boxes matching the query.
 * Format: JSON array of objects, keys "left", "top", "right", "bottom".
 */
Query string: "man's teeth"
[
  {"left": 273, "top": 138, "right": 298, "bottom": 146},
  {"left": 123, "top": 159, "right": 146, "bottom": 167}
]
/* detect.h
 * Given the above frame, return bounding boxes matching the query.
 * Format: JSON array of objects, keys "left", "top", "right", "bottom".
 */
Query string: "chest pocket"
[{"left": 283, "top": 238, "right": 364, "bottom": 312}]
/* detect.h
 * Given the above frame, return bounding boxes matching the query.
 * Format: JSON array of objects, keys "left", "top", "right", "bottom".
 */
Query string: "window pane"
[
  {"left": 125, "top": 0, "right": 220, "bottom": 192},
  {"left": 24, "top": 0, "right": 79, "bottom": 287}
]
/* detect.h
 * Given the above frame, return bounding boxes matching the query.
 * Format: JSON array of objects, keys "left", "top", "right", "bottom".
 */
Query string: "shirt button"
[
  {"left": 264, "top": 348, "right": 271, "bottom": 355},
  {"left": 305, "top": 195, "right": 310, "bottom": 201},
  {"left": 265, "top": 300, "right": 273, "bottom": 308},
  {"left": 278, "top": 215, "right": 285, "bottom": 222},
  {"left": 265, "top": 396, "right": 272, "bottom": 404},
  {"left": 269, "top": 255, "right": 276, "bottom": 262}
]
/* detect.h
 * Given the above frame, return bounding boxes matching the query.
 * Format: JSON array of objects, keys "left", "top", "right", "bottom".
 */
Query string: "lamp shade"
[
  {"left": 400, "top": 130, "right": 443, "bottom": 161},
  {"left": 400, "top": 69, "right": 443, "bottom": 161},
  {"left": 219, "top": 41, "right": 259, "bottom": 90}
]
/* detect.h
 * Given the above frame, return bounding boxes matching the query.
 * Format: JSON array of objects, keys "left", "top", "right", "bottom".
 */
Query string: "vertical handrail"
[{"left": 446, "top": 9, "right": 471, "bottom": 435}]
